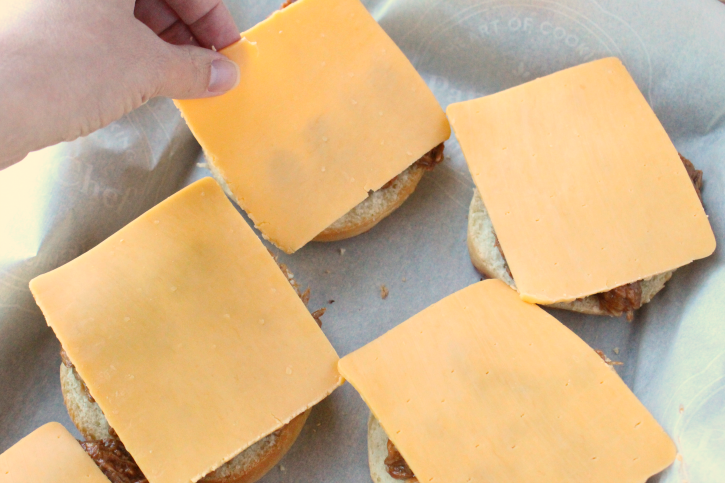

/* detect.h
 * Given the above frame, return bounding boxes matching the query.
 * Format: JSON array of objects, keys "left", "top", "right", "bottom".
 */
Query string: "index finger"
[{"left": 164, "top": 0, "right": 239, "bottom": 50}]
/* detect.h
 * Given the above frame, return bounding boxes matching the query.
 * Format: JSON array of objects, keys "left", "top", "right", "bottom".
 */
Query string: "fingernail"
[{"left": 208, "top": 59, "right": 240, "bottom": 93}]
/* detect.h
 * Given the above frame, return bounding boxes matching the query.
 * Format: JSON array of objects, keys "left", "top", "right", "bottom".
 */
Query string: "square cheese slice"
[
  {"left": 447, "top": 57, "right": 715, "bottom": 304},
  {"left": 339, "top": 280, "right": 677, "bottom": 483},
  {"left": 175, "top": 0, "right": 450, "bottom": 253},
  {"left": 0, "top": 423, "right": 111, "bottom": 483},
  {"left": 30, "top": 178, "right": 342, "bottom": 483}
]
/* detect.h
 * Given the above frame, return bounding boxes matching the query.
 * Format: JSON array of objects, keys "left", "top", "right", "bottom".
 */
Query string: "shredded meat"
[
  {"left": 80, "top": 439, "right": 147, "bottom": 483},
  {"left": 300, "top": 287, "right": 311, "bottom": 305},
  {"left": 60, "top": 348, "right": 74, "bottom": 368},
  {"left": 282, "top": 0, "right": 446, "bottom": 191},
  {"left": 311, "top": 308, "right": 326, "bottom": 327},
  {"left": 680, "top": 154, "right": 703, "bottom": 203},
  {"left": 62, "top": 253, "right": 321, "bottom": 481},
  {"left": 63, "top": 254, "right": 323, "bottom": 483},
  {"left": 382, "top": 143, "right": 446, "bottom": 189},
  {"left": 384, "top": 439, "right": 418, "bottom": 482},
  {"left": 276, "top": 260, "right": 327, "bottom": 325},
  {"left": 277, "top": 262, "right": 305, "bottom": 299},
  {"left": 596, "top": 281, "right": 642, "bottom": 321},
  {"left": 382, "top": 348, "right": 626, "bottom": 482},
  {"left": 414, "top": 143, "right": 445, "bottom": 171},
  {"left": 595, "top": 154, "right": 704, "bottom": 319},
  {"left": 595, "top": 349, "right": 624, "bottom": 366},
  {"left": 60, "top": 348, "right": 95, "bottom": 403},
  {"left": 488, "top": 153, "right": 704, "bottom": 320}
]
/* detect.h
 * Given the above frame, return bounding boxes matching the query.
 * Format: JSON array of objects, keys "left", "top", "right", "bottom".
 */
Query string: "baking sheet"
[{"left": 1, "top": 1, "right": 724, "bottom": 482}]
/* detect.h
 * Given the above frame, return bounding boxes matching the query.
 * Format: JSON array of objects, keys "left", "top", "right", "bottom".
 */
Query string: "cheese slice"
[
  {"left": 0, "top": 423, "right": 111, "bottom": 483},
  {"left": 447, "top": 57, "right": 715, "bottom": 304},
  {"left": 29, "top": 178, "right": 343, "bottom": 483},
  {"left": 175, "top": 0, "right": 450, "bottom": 253},
  {"left": 339, "top": 280, "right": 677, "bottom": 483}
]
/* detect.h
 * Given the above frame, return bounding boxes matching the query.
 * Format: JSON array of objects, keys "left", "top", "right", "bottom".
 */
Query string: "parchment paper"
[{"left": 1, "top": 1, "right": 723, "bottom": 482}]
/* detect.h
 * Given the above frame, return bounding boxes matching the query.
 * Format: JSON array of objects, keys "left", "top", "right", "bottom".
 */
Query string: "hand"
[{"left": 0, "top": 0, "right": 241, "bottom": 169}]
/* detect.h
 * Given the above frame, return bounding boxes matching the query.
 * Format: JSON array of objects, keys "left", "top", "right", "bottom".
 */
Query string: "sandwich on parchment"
[
  {"left": 176, "top": 0, "right": 451, "bottom": 254},
  {"left": 0, "top": 423, "right": 113, "bottom": 483},
  {"left": 29, "top": 178, "right": 343, "bottom": 483},
  {"left": 338, "top": 280, "right": 677, "bottom": 483},
  {"left": 446, "top": 57, "right": 716, "bottom": 319}
]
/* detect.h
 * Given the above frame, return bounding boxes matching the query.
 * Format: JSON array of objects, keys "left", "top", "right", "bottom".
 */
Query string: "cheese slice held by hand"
[
  {"left": 0, "top": 423, "right": 110, "bottom": 483},
  {"left": 447, "top": 57, "right": 715, "bottom": 304},
  {"left": 30, "top": 178, "right": 343, "bottom": 483},
  {"left": 339, "top": 280, "right": 677, "bottom": 483},
  {"left": 176, "top": 0, "right": 450, "bottom": 253}
]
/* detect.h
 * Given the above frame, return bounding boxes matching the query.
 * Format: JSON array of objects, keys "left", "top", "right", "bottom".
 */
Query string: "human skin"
[{"left": 0, "top": 0, "right": 241, "bottom": 169}]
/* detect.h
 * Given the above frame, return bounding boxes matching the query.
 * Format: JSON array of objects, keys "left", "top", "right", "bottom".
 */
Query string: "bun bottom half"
[
  {"left": 61, "top": 364, "right": 309, "bottom": 483},
  {"left": 313, "top": 165, "right": 426, "bottom": 242},
  {"left": 367, "top": 415, "right": 406, "bottom": 483},
  {"left": 467, "top": 190, "right": 673, "bottom": 316},
  {"left": 207, "top": 159, "right": 426, "bottom": 244}
]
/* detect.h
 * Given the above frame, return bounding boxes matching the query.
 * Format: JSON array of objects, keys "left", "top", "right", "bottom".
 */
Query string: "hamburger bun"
[
  {"left": 314, "top": 164, "right": 426, "bottom": 242},
  {"left": 206, "top": 144, "right": 444, "bottom": 245},
  {"left": 60, "top": 363, "right": 310, "bottom": 483},
  {"left": 367, "top": 415, "right": 403, "bottom": 483},
  {"left": 467, "top": 189, "right": 673, "bottom": 316}
]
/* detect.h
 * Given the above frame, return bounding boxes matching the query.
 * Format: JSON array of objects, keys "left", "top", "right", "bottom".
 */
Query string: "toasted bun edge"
[
  {"left": 367, "top": 414, "right": 403, "bottom": 483},
  {"left": 467, "top": 190, "right": 673, "bottom": 316},
  {"left": 313, "top": 165, "right": 426, "bottom": 242},
  {"left": 60, "top": 364, "right": 309, "bottom": 483},
  {"left": 205, "top": 154, "right": 426, "bottom": 245}
]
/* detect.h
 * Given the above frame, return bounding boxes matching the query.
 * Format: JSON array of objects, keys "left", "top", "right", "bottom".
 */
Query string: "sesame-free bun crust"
[
  {"left": 313, "top": 165, "right": 425, "bottom": 242},
  {"left": 467, "top": 189, "right": 673, "bottom": 316},
  {"left": 207, "top": 159, "right": 425, "bottom": 244},
  {"left": 367, "top": 415, "right": 402, "bottom": 483},
  {"left": 60, "top": 362, "right": 112, "bottom": 441},
  {"left": 61, "top": 364, "right": 309, "bottom": 483}
]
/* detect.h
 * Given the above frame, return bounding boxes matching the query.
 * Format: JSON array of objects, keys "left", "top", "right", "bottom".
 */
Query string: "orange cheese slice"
[
  {"left": 339, "top": 280, "right": 677, "bottom": 483},
  {"left": 0, "top": 423, "right": 111, "bottom": 483},
  {"left": 30, "top": 178, "right": 342, "bottom": 483},
  {"left": 175, "top": 0, "right": 450, "bottom": 253},
  {"left": 447, "top": 57, "right": 715, "bottom": 304}
]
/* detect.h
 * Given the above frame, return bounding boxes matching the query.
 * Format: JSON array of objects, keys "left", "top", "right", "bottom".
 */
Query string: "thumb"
[{"left": 153, "top": 43, "right": 240, "bottom": 100}]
